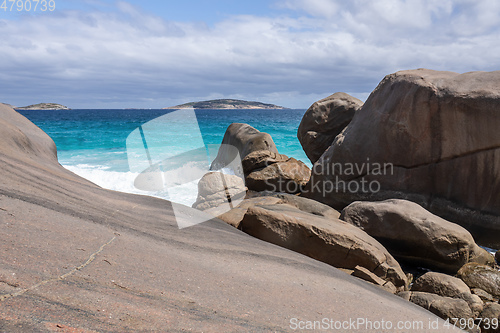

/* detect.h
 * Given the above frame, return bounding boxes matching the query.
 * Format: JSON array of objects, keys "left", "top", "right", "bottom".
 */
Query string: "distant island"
[
  {"left": 164, "top": 99, "right": 287, "bottom": 109},
  {"left": 15, "top": 103, "right": 70, "bottom": 110}
]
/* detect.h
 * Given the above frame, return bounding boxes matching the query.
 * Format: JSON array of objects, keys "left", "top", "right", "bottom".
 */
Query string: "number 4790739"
[{"left": 1, "top": 0, "right": 56, "bottom": 12}]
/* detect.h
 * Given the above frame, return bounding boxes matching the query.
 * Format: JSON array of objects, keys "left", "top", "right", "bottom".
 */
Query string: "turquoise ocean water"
[{"left": 19, "top": 108, "right": 309, "bottom": 205}]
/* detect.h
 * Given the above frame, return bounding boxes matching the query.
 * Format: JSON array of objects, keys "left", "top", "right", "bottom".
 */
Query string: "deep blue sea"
[{"left": 19, "top": 108, "right": 309, "bottom": 205}]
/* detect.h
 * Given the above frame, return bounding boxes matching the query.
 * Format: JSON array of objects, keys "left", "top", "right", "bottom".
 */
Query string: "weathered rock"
[
  {"left": 340, "top": 199, "right": 494, "bottom": 273},
  {"left": 396, "top": 291, "right": 411, "bottom": 301},
  {"left": 305, "top": 69, "right": 500, "bottom": 248},
  {"left": 411, "top": 272, "right": 471, "bottom": 298},
  {"left": 407, "top": 291, "right": 473, "bottom": 321},
  {"left": 217, "top": 196, "right": 282, "bottom": 228},
  {"left": 461, "top": 293, "right": 484, "bottom": 318},
  {"left": 192, "top": 172, "right": 247, "bottom": 216},
  {"left": 247, "top": 192, "right": 341, "bottom": 219},
  {"left": 479, "top": 303, "right": 500, "bottom": 333},
  {"left": 472, "top": 288, "right": 498, "bottom": 303},
  {"left": 219, "top": 192, "right": 340, "bottom": 228},
  {"left": 243, "top": 151, "right": 311, "bottom": 193},
  {"left": 411, "top": 272, "right": 483, "bottom": 317},
  {"left": 297, "top": 92, "right": 363, "bottom": 164},
  {"left": 211, "top": 123, "right": 279, "bottom": 169},
  {"left": 458, "top": 263, "right": 500, "bottom": 297},
  {"left": 352, "top": 265, "right": 398, "bottom": 294},
  {"left": 241, "top": 150, "right": 289, "bottom": 174},
  {"left": 211, "top": 125, "right": 311, "bottom": 194},
  {"left": 239, "top": 203, "right": 408, "bottom": 289}
]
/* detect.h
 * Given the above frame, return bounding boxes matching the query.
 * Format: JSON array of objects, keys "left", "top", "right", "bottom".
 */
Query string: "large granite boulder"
[
  {"left": 411, "top": 272, "right": 471, "bottom": 298},
  {"left": 212, "top": 124, "right": 310, "bottom": 193},
  {"left": 472, "top": 288, "right": 498, "bottom": 303},
  {"left": 304, "top": 69, "right": 500, "bottom": 248},
  {"left": 211, "top": 123, "right": 279, "bottom": 169},
  {"left": 340, "top": 199, "right": 494, "bottom": 273},
  {"left": 218, "top": 192, "right": 340, "bottom": 228},
  {"left": 399, "top": 291, "right": 473, "bottom": 321},
  {"left": 411, "top": 272, "right": 483, "bottom": 316},
  {"left": 479, "top": 303, "right": 500, "bottom": 333},
  {"left": 192, "top": 171, "right": 247, "bottom": 216},
  {"left": 238, "top": 202, "right": 408, "bottom": 290},
  {"left": 458, "top": 263, "right": 500, "bottom": 297},
  {"left": 243, "top": 151, "right": 311, "bottom": 193},
  {"left": 297, "top": 92, "right": 363, "bottom": 164}
]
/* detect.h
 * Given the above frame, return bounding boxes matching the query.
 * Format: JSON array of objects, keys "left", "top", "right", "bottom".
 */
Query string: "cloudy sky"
[{"left": 1, "top": 0, "right": 499, "bottom": 109}]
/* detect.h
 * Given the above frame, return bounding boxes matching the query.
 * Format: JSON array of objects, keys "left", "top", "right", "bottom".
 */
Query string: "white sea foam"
[{"left": 62, "top": 163, "right": 200, "bottom": 207}]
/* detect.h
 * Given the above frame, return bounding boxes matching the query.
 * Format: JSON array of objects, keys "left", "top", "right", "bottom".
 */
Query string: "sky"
[{"left": 1, "top": 0, "right": 499, "bottom": 109}]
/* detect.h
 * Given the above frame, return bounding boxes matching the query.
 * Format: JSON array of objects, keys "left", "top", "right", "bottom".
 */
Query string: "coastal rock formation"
[
  {"left": 411, "top": 272, "right": 484, "bottom": 316},
  {"left": 211, "top": 123, "right": 279, "bottom": 169},
  {"left": 238, "top": 202, "right": 408, "bottom": 290},
  {"left": 411, "top": 272, "right": 472, "bottom": 298},
  {"left": 352, "top": 265, "right": 398, "bottom": 294},
  {"left": 212, "top": 124, "right": 310, "bottom": 193},
  {"left": 479, "top": 303, "right": 500, "bottom": 333},
  {"left": 297, "top": 92, "right": 362, "bottom": 164},
  {"left": 458, "top": 263, "right": 500, "bottom": 297},
  {"left": 192, "top": 172, "right": 247, "bottom": 216},
  {"left": 243, "top": 151, "right": 311, "bottom": 193},
  {"left": 472, "top": 288, "right": 498, "bottom": 303},
  {"left": 340, "top": 199, "right": 493, "bottom": 273},
  {"left": 218, "top": 192, "right": 340, "bottom": 228},
  {"left": 399, "top": 291, "right": 473, "bottom": 321},
  {"left": 304, "top": 69, "right": 500, "bottom": 248},
  {"left": 1, "top": 104, "right": 460, "bottom": 331}
]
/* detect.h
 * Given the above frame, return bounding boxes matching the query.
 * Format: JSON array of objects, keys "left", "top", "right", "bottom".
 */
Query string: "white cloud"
[
  {"left": 279, "top": 0, "right": 340, "bottom": 18},
  {"left": 0, "top": 0, "right": 499, "bottom": 108}
]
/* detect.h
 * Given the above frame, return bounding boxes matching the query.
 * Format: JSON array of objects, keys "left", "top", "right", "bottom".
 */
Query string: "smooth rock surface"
[
  {"left": 407, "top": 292, "right": 473, "bottom": 321},
  {"left": 218, "top": 192, "right": 340, "bottom": 228},
  {"left": 340, "top": 199, "right": 494, "bottom": 273},
  {"left": 411, "top": 272, "right": 484, "bottom": 316},
  {"left": 297, "top": 92, "right": 363, "bottom": 164},
  {"left": 192, "top": 171, "right": 247, "bottom": 215},
  {"left": 239, "top": 203, "right": 408, "bottom": 289},
  {"left": 211, "top": 123, "right": 279, "bottom": 169},
  {"left": 411, "top": 272, "right": 471, "bottom": 298},
  {"left": 305, "top": 69, "right": 500, "bottom": 248},
  {"left": 0, "top": 104, "right": 461, "bottom": 331}
]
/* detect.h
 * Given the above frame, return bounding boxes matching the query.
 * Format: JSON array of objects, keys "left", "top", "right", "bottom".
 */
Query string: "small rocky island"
[
  {"left": 164, "top": 99, "right": 287, "bottom": 109},
  {"left": 15, "top": 103, "right": 70, "bottom": 110}
]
